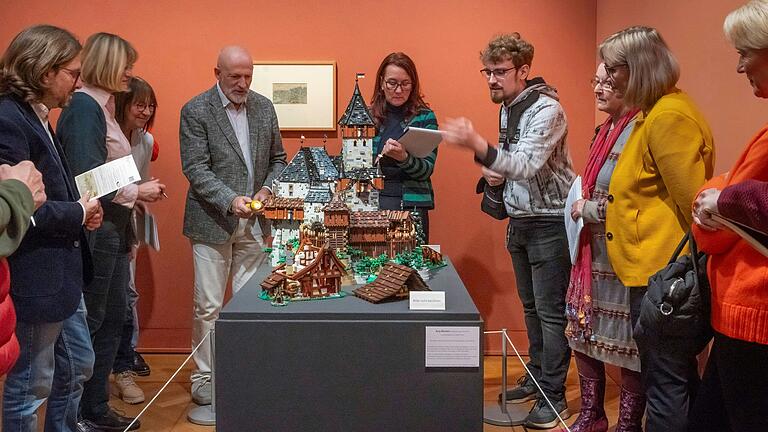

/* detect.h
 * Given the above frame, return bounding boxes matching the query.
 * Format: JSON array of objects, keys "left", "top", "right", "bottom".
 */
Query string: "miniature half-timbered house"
[
  {"left": 261, "top": 242, "right": 347, "bottom": 301},
  {"left": 338, "top": 76, "right": 375, "bottom": 170},
  {"left": 353, "top": 263, "right": 429, "bottom": 303}
]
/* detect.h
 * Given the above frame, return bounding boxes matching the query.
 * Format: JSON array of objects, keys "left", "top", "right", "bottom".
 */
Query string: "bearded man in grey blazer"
[{"left": 180, "top": 46, "right": 287, "bottom": 411}]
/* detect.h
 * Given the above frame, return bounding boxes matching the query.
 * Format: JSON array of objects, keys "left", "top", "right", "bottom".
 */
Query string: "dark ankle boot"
[
  {"left": 614, "top": 387, "right": 646, "bottom": 432},
  {"left": 570, "top": 373, "right": 608, "bottom": 432}
]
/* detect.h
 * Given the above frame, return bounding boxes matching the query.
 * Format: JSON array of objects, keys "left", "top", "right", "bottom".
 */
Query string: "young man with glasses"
[{"left": 442, "top": 33, "right": 575, "bottom": 430}]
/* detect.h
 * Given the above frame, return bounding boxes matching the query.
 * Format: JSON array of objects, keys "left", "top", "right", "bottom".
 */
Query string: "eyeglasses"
[
  {"left": 134, "top": 102, "right": 156, "bottom": 113},
  {"left": 480, "top": 67, "right": 517, "bottom": 80},
  {"left": 590, "top": 78, "right": 614, "bottom": 91},
  {"left": 60, "top": 67, "right": 81, "bottom": 82},
  {"left": 383, "top": 79, "right": 412, "bottom": 91},
  {"left": 604, "top": 63, "right": 627, "bottom": 78}
]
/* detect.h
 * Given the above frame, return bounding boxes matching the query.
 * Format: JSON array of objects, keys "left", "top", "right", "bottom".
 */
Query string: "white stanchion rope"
[
  {"left": 122, "top": 329, "right": 572, "bottom": 431},
  {"left": 122, "top": 330, "right": 211, "bottom": 432},
  {"left": 484, "top": 329, "right": 572, "bottom": 432}
]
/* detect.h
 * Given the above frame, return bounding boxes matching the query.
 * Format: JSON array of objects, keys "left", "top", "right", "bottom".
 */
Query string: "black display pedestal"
[{"left": 215, "top": 258, "right": 484, "bottom": 432}]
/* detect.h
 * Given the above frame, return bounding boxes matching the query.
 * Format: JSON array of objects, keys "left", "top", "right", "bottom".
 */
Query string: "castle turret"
[{"left": 338, "top": 74, "right": 375, "bottom": 170}]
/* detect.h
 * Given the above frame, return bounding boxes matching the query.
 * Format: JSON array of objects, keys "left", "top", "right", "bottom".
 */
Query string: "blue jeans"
[
  {"left": 2, "top": 298, "right": 94, "bottom": 432},
  {"left": 506, "top": 219, "right": 571, "bottom": 400},
  {"left": 80, "top": 224, "right": 130, "bottom": 419}
]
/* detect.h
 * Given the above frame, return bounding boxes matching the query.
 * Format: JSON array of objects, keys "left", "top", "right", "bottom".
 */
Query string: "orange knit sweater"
[{"left": 693, "top": 124, "right": 768, "bottom": 345}]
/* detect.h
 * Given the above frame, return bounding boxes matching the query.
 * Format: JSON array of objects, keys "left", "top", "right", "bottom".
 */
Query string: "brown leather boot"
[
  {"left": 614, "top": 387, "right": 646, "bottom": 432},
  {"left": 569, "top": 374, "right": 608, "bottom": 432}
]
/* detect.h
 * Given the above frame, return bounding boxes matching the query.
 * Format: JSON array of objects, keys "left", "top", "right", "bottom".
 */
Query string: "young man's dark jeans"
[{"left": 506, "top": 219, "right": 571, "bottom": 401}]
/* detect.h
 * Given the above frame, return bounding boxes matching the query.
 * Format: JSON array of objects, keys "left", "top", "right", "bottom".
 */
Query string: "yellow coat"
[{"left": 605, "top": 90, "right": 714, "bottom": 286}]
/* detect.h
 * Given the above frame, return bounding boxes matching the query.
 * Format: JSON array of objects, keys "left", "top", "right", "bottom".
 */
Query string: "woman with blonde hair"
[
  {"left": 58, "top": 32, "right": 164, "bottom": 431},
  {"left": 599, "top": 26, "right": 714, "bottom": 431},
  {"left": 689, "top": 1, "right": 768, "bottom": 430}
]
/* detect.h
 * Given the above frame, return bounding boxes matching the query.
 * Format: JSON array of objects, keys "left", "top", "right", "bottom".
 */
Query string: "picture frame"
[{"left": 251, "top": 61, "right": 337, "bottom": 131}]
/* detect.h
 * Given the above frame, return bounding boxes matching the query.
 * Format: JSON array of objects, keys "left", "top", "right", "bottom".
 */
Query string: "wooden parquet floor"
[{"left": 1, "top": 354, "right": 622, "bottom": 431}]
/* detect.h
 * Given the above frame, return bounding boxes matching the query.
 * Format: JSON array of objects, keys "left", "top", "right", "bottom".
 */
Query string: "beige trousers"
[{"left": 190, "top": 218, "right": 267, "bottom": 382}]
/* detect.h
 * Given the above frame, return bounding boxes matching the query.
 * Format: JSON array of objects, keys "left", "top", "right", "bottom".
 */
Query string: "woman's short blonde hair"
[
  {"left": 724, "top": 0, "right": 768, "bottom": 50},
  {"left": 80, "top": 32, "right": 136, "bottom": 92},
  {"left": 599, "top": 26, "right": 679, "bottom": 111}
]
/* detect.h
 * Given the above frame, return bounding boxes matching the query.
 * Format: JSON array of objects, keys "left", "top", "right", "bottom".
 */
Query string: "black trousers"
[
  {"left": 688, "top": 332, "right": 768, "bottom": 431},
  {"left": 629, "top": 287, "right": 701, "bottom": 432}
]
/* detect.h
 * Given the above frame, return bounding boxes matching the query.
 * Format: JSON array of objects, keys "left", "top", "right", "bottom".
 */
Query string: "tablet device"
[{"left": 397, "top": 126, "right": 442, "bottom": 158}]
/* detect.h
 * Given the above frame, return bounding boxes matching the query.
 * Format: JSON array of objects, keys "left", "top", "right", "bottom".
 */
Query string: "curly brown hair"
[{"left": 480, "top": 33, "right": 534, "bottom": 67}]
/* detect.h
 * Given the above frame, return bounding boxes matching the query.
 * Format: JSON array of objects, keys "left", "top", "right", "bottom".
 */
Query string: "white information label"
[
  {"left": 409, "top": 291, "right": 446, "bottom": 310},
  {"left": 425, "top": 326, "right": 480, "bottom": 368}
]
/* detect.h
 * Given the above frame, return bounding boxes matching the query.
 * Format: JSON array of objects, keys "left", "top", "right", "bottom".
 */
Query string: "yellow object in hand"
[{"left": 249, "top": 200, "right": 264, "bottom": 211}]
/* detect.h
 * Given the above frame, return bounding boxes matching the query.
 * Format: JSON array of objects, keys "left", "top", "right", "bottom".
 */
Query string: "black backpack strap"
[{"left": 501, "top": 89, "right": 541, "bottom": 150}]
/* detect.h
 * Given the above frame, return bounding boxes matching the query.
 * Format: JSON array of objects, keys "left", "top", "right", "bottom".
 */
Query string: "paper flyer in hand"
[
  {"left": 74, "top": 155, "right": 140, "bottom": 200},
  {"left": 565, "top": 176, "right": 584, "bottom": 265}
]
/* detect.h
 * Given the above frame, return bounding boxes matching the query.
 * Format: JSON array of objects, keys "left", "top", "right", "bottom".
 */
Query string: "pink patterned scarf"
[{"left": 565, "top": 108, "right": 639, "bottom": 341}]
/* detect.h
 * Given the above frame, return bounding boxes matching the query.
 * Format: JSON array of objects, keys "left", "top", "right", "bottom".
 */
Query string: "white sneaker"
[
  {"left": 113, "top": 370, "right": 145, "bottom": 404},
  {"left": 191, "top": 374, "right": 212, "bottom": 406}
]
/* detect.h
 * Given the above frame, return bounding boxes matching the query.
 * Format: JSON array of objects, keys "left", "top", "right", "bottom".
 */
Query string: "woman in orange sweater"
[{"left": 690, "top": 1, "right": 768, "bottom": 430}]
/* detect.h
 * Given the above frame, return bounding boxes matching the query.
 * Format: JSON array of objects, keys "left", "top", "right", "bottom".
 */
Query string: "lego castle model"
[{"left": 263, "top": 76, "right": 419, "bottom": 267}]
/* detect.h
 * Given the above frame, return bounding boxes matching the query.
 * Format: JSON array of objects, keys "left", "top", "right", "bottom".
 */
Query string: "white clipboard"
[
  {"left": 397, "top": 126, "right": 442, "bottom": 158},
  {"left": 565, "top": 176, "right": 584, "bottom": 264}
]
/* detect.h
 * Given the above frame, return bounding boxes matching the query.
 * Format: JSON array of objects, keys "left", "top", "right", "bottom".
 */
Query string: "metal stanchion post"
[
  {"left": 187, "top": 328, "right": 216, "bottom": 425},
  {"left": 483, "top": 329, "right": 512, "bottom": 426},
  {"left": 483, "top": 329, "right": 532, "bottom": 426}
]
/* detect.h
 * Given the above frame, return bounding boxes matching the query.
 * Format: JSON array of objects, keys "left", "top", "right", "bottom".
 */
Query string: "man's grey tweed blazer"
[{"left": 180, "top": 86, "right": 287, "bottom": 244}]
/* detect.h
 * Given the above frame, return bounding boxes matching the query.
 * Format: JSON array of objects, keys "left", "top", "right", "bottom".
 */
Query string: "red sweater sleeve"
[{"left": 719, "top": 179, "right": 768, "bottom": 233}]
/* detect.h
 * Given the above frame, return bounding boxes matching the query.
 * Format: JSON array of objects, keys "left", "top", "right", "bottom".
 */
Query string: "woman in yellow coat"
[{"left": 599, "top": 26, "right": 714, "bottom": 432}]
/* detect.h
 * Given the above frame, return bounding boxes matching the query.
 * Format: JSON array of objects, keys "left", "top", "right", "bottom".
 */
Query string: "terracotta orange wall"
[
  {"left": 597, "top": 0, "right": 765, "bottom": 173},
  {"left": 0, "top": 1, "right": 598, "bottom": 353}
]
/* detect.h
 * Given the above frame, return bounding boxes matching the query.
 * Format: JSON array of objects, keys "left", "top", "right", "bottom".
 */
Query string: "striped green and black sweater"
[{"left": 373, "top": 107, "right": 438, "bottom": 209}]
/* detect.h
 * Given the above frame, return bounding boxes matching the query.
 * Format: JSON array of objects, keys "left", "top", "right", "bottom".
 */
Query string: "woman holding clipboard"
[{"left": 370, "top": 52, "right": 438, "bottom": 243}]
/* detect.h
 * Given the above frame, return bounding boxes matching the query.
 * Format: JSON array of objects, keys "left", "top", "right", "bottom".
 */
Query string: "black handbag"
[
  {"left": 476, "top": 89, "right": 540, "bottom": 220},
  {"left": 634, "top": 231, "right": 713, "bottom": 353}
]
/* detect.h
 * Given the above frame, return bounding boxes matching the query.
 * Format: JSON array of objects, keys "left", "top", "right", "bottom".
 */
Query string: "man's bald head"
[
  {"left": 215, "top": 45, "right": 253, "bottom": 107},
  {"left": 217, "top": 46, "right": 252, "bottom": 71}
]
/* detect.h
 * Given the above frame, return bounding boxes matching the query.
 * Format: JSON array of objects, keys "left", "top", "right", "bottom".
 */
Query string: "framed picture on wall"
[{"left": 251, "top": 61, "right": 337, "bottom": 131}]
